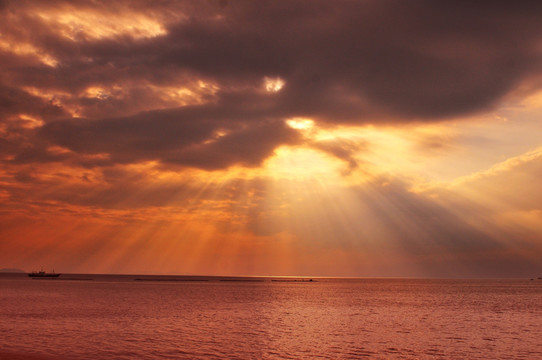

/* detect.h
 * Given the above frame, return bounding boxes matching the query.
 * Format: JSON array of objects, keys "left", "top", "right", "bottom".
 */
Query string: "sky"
[{"left": 1, "top": 0, "right": 542, "bottom": 277}]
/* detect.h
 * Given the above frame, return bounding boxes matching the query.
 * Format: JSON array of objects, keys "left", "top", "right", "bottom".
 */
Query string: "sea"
[{"left": 1, "top": 273, "right": 541, "bottom": 359}]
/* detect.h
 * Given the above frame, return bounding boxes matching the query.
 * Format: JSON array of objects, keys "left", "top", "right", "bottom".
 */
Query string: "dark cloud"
[
  {"left": 144, "top": 0, "right": 542, "bottom": 119},
  {"left": 35, "top": 105, "right": 300, "bottom": 169},
  {"left": 168, "top": 119, "right": 300, "bottom": 169},
  {"left": 0, "top": 84, "right": 66, "bottom": 120},
  {"left": 2, "top": 1, "right": 542, "bottom": 170}
]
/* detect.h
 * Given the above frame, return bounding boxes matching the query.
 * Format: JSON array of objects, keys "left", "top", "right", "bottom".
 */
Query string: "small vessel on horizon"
[{"left": 28, "top": 268, "right": 61, "bottom": 278}]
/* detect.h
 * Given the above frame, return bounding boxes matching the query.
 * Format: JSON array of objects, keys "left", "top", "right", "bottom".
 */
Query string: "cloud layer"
[
  {"left": 2, "top": 1, "right": 542, "bottom": 169},
  {"left": 2, "top": 1, "right": 542, "bottom": 276}
]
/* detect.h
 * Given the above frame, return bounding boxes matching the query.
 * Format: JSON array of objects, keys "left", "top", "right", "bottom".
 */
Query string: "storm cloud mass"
[{"left": 2, "top": 0, "right": 542, "bottom": 169}]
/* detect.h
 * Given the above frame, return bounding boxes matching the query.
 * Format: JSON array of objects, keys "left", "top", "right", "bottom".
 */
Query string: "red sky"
[{"left": 1, "top": 0, "right": 542, "bottom": 277}]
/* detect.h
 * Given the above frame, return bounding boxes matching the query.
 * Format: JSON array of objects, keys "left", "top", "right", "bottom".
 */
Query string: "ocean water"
[{"left": 1, "top": 274, "right": 541, "bottom": 359}]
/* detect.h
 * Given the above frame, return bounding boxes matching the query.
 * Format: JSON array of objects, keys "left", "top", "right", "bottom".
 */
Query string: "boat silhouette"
[{"left": 28, "top": 268, "right": 61, "bottom": 278}]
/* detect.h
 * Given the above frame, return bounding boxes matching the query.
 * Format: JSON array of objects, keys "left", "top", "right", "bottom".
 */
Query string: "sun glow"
[
  {"left": 286, "top": 118, "right": 314, "bottom": 130},
  {"left": 264, "top": 77, "right": 285, "bottom": 92},
  {"left": 265, "top": 146, "right": 343, "bottom": 181}
]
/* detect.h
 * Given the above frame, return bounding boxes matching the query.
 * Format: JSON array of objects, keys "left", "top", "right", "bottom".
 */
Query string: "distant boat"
[{"left": 28, "top": 268, "right": 61, "bottom": 278}]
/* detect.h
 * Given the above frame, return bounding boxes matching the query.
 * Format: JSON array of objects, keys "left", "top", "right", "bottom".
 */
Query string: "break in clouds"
[{"left": 2, "top": 0, "right": 542, "bottom": 170}]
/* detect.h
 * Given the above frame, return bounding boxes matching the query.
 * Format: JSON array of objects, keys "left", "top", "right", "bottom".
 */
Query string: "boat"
[{"left": 28, "top": 268, "right": 61, "bottom": 278}]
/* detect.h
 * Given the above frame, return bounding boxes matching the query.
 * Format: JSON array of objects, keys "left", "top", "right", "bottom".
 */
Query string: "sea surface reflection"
[{"left": 1, "top": 274, "right": 541, "bottom": 359}]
